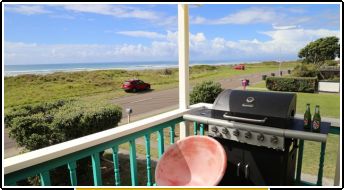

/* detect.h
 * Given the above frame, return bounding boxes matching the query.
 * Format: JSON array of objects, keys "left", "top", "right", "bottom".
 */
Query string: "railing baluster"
[
  {"left": 158, "top": 129, "right": 165, "bottom": 158},
  {"left": 91, "top": 153, "right": 102, "bottom": 186},
  {"left": 199, "top": 123, "right": 205, "bottom": 136},
  {"left": 193, "top": 122, "right": 198, "bottom": 135},
  {"left": 39, "top": 171, "right": 51, "bottom": 186},
  {"left": 295, "top": 139, "right": 304, "bottom": 183},
  {"left": 111, "top": 146, "right": 121, "bottom": 186},
  {"left": 129, "top": 140, "right": 138, "bottom": 186},
  {"left": 179, "top": 121, "right": 190, "bottom": 140},
  {"left": 317, "top": 142, "right": 326, "bottom": 186},
  {"left": 170, "top": 125, "right": 175, "bottom": 144},
  {"left": 334, "top": 144, "right": 340, "bottom": 186},
  {"left": 67, "top": 161, "right": 77, "bottom": 186},
  {"left": 144, "top": 134, "right": 153, "bottom": 186}
]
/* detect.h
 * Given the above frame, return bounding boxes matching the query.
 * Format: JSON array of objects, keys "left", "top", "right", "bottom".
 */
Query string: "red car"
[
  {"left": 233, "top": 64, "right": 245, "bottom": 70},
  {"left": 122, "top": 79, "right": 151, "bottom": 92}
]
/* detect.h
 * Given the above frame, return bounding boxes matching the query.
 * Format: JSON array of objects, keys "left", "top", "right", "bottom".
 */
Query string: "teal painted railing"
[
  {"left": 193, "top": 122, "right": 206, "bottom": 136},
  {"left": 192, "top": 121, "right": 339, "bottom": 186},
  {"left": 4, "top": 118, "right": 339, "bottom": 186},
  {"left": 4, "top": 117, "right": 184, "bottom": 186},
  {"left": 294, "top": 126, "right": 340, "bottom": 186}
]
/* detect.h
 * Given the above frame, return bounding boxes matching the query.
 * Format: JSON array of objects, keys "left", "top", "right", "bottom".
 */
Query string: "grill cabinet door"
[
  {"left": 216, "top": 139, "right": 246, "bottom": 185},
  {"left": 243, "top": 145, "right": 287, "bottom": 185},
  {"left": 243, "top": 140, "right": 297, "bottom": 185}
]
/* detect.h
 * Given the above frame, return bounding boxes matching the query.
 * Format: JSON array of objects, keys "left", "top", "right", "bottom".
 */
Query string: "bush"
[
  {"left": 266, "top": 77, "right": 318, "bottom": 93},
  {"left": 5, "top": 100, "right": 122, "bottom": 151},
  {"left": 262, "top": 75, "right": 267, "bottom": 80},
  {"left": 320, "top": 77, "right": 340, "bottom": 82},
  {"left": 190, "top": 81, "right": 223, "bottom": 104},
  {"left": 292, "top": 63, "right": 318, "bottom": 77},
  {"left": 159, "top": 68, "right": 173, "bottom": 75},
  {"left": 190, "top": 65, "right": 217, "bottom": 74},
  {"left": 261, "top": 61, "right": 279, "bottom": 65},
  {"left": 324, "top": 60, "right": 339, "bottom": 66}
]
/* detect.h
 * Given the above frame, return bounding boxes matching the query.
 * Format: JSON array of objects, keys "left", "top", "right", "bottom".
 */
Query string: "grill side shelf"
[
  {"left": 183, "top": 114, "right": 329, "bottom": 142},
  {"left": 285, "top": 118, "right": 330, "bottom": 142}
]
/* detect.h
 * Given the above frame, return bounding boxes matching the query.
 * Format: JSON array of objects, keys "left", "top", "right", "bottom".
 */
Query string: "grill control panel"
[{"left": 209, "top": 125, "right": 285, "bottom": 150}]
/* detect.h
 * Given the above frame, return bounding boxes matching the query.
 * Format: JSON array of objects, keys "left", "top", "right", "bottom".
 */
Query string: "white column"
[
  {"left": 178, "top": 4, "right": 189, "bottom": 110},
  {"left": 178, "top": 4, "right": 190, "bottom": 139}
]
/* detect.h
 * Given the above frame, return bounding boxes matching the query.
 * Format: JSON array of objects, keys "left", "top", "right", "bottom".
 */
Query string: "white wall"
[{"left": 318, "top": 82, "right": 340, "bottom": 92}]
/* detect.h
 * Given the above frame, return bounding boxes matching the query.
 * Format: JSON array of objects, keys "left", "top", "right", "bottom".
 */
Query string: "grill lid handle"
[{"left": 223, "top": 113, "right": 267, "bottom": 124}]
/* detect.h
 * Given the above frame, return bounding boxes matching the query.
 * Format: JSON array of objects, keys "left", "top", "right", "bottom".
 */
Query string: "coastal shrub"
[
  {"left": 261, "top": 61, "right": 279, "bottom": 66},
  {"left": 266, "top": 77, "right": 318, "bottom": 93},
  {"left": 5, "top": 100, "right": 68, "bottom": 127},
  {"left": 320, "top": 76, "right": 340, "bottom": 82},
  {"left": 160, "top": 68, "right": 173, "bottom": 75},
  {"left": 324, "top": 60, "right": 339, "bottom": 66},
  {"left": 5, "top": 100, "right": 122, "bottom": 151},
  {"left": 190, "top": 65, "right": 217, "bottom": 73},
  {"left": 292, "top": 63, "right": 318, "bottom": 77},
  {"left": 190, "top": 81, "right": 223, "bottom": 104}
]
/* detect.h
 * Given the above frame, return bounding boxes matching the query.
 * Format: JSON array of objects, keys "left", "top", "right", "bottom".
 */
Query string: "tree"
[{"left": 298, "top": 36, "right": 340, "bottom": 68}]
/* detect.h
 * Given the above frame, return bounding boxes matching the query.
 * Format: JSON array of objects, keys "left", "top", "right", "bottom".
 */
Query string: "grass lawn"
[
  {"left": 4, "top": 61, "right": 297, "bottom": 110},
  {"left": 248, "top": 81, "right": 340, "bottom": 180},
  {"left": 9, "top": 60, "right": 340, "bottom": 183},
  {"left": 248, "top": 81, "right": 340, "bottom": 118}
]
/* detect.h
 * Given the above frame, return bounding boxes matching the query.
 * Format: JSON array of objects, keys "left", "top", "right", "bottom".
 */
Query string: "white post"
[
  {"left": 178, "top": 4, "right": 189, "bottom": 111},
  {"left": 178, "top": 4, "right": 190, "bottom": 139}
]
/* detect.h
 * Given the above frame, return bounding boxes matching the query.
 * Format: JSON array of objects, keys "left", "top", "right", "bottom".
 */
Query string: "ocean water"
[{"left": 4, "top": 61, "right": 255, "bottom": 76}]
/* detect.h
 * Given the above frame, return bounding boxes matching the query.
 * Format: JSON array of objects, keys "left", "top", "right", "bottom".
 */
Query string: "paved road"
[
  {"left": 4, "top": 69, "right": 285, "bottom": 158},
  {"left": 113, "top": 70, "right": 284, "bottom": 120}
]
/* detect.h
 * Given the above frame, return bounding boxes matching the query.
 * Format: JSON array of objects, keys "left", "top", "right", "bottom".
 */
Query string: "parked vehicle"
[
  {"left": 122, "top": 79, "right": 151, "bottom": 92},
  {"left": 233, "top": 64, "right": 245, "bottom": 70}
]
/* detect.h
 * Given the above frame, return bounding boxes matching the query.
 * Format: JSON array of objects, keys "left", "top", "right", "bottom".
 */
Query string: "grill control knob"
[
  {"left": 270, "top": 136, "right": 279, "bottom": 144},
  {"left": 211, "top": 126, "right": 218, "bottom": 133},
  {"left": 244, "top": 131, "right": 252, "bottom": 139},
  {"left": 257, "top": 134, "right": 265, "bottom": 142},
  {"left": 233, "top": 129, "right": 240, "bottom": 137},
  {"left": 221, "top": 128, "right": 229, "bottom": 135}
]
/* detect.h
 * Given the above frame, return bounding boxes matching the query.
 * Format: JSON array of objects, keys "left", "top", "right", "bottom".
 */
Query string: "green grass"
[
  {"left": 4, "top": 61, "right": 297, "bottom": 110},
  {"left": 248, "top": 81, "right": 340, "bottom": 179},
  {"left": 248, "top": 81, "right": 340, "bottom": 118},
  {"left": 296, "top": 92, "right": 340, "bottom": 118},
  {"left": 12, "top": 60, "right": 340, "bottom": 182},
  {"left": 302, "top": 134, "right": 339, "bottom": 179}
]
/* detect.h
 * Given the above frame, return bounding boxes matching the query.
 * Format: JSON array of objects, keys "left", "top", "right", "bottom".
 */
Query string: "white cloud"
[
  {"left": 117, "top": 31, "right": 166, "bottom": 39},
  {"left": 261, "top": 28, "right": 340, "bottom": 43},
  {"left": 272, "top": 24, "right": 297, "bottom": 30},
  {"left": 4, "top": 28, "right": 340, "bottom": 65},
  {"left": 190, "top": 33, "right": 206, "bottom": 43},
  {"left": 4, "top": 41, "right": 178, "bottom": 65},
  {"left": 62, "top": 4, "right": 159, "bottom": 20},
  {"left": 190, "top": 16, "right": 207, "bottom": 24},
  {"left": 5, "top": 5, "right": 51, "bottom": 15},
  {"left": 190, "top": 6, "right": 335, "bottom": 28},
  {"left": 216, "top": 7, "right": 277, "bottom": 24},
  {"left": 191, "top": 7, "right": 278, "bottom": 25}
]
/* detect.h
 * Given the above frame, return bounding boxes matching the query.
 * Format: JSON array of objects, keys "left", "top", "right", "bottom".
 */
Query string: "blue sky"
[{"left": 4, "top": 3, "right": 341, "bottom": 65}]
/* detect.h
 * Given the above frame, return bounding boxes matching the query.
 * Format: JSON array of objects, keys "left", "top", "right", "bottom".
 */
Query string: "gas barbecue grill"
[{"left": 183, "top": 89, "right": 331, "bottom": 186}]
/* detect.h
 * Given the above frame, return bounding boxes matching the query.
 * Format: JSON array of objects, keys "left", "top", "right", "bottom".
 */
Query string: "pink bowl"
[{"left": 155, "top": 136, "right": 227, "bottom": 186}]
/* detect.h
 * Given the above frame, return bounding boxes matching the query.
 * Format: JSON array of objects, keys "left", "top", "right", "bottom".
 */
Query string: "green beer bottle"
[
  {"left": 312, "top": 105, "right": 321, "bottom": 132},
  {"left": 303, "top": 104, "right": 311, "bottom": 129}
]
